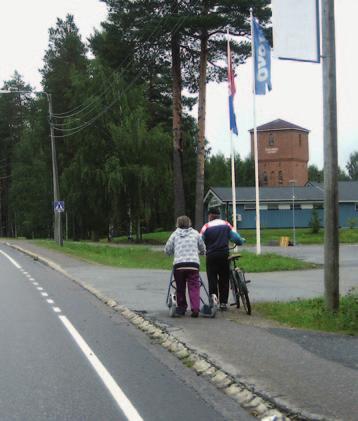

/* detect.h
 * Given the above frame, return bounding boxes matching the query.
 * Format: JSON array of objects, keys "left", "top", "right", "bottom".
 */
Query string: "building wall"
[
  {"left": 250, "top": 129, "right": 309, "bottom": 187},
  {"left": 231, "top": 203, "right": 358, "bottom": 229}
]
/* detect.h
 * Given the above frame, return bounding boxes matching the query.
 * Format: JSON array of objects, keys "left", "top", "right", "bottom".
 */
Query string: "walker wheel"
[
  {"left": 210, "top": 294, "right": 218, "bottom": 318},
  {"left": 168, "top": 293, "right": 177, "bottom": 317}
]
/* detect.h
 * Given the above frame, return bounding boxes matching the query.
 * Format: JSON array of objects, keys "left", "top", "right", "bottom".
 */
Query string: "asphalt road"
[
  {"left": 3, "top": 240, "right": 358, "bottom": 420},
  {"left": 0, "top": 244, "right": 253, "bottom": 421}
]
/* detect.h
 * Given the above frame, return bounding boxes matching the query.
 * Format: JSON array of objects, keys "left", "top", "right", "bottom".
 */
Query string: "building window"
[
  {"left": 314, "top": 203, "right": 324, "bottom": 210},
  {"left": 278, "top": 170, "right": 283, "bottom": 184},
  {"left": 268, "top": 133, "right": 275, "bottom": 146},
  {"left": 290, "top": 204, "right": 302, "bottom": 210},
  {"left": 271, "top": 171, "right": 275, "bottom": 181},
  {"left": 244, "top": 204, "right": 256, "bottom": 211},
  {"left": 262, "top": 171, "right": 268, "bottom": 186},
  {"left": 355, "top": 204, "right": 358, "bottom": 211},
  {"left": 299, "top": 133, "right": 302, "bottom": 146},
  {"left": 268, "top": 204, "right": 279, "bottom": 210}
]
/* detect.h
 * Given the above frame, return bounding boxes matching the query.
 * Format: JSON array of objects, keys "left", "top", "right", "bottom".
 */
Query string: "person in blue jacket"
[{"left": 200, "top": 207, "right": 245, "bottom": 311}]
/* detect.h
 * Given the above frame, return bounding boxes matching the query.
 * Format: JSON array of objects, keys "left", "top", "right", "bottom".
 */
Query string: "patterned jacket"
[{"left": 164, "top": 228, "right": 206, "bottom": 269}]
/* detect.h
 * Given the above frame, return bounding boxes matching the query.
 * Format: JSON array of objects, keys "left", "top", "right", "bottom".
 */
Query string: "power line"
[
  {"left": 52, "top": 2, "right": 201, "bottom": 137},
  {"left": 52, "top": 3, "right": 179, "bottom": 121}
]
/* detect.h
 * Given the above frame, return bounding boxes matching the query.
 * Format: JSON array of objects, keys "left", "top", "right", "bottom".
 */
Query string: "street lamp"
[
  {"left": 0, "top": 89, "right": 63, "bottom": 246},
  {"left": 289, "top": 179, "right": 296, "bottom": 246}
]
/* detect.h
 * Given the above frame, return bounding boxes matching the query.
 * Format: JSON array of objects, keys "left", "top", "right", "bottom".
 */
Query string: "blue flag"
[{"left": 253, "top": 18, "right": 272, "bottom": 95}]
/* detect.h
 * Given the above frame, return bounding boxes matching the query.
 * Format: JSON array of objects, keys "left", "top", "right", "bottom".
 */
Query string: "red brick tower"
[{"left": 249, "top": 119, "right": 309, "bottom": 187}]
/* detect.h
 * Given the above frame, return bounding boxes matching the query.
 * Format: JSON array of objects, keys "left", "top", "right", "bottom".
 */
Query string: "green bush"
[
  {"left": 347, "top": 217, "right": 358, "bottom": 229},
  {"left": 309, "top": 208, "right": 321, "bottom": 234}
]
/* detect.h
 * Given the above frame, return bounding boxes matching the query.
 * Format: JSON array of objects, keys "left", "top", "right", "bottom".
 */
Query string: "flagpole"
[
  {"left": 250, "top": 8, "right": 261, "bottom": 255},
  {"left": 230, "top": 131, "right": 237, "bottom": 231},
  {"left": 227, "top": 32, "right": 237, "bottom": 231}
]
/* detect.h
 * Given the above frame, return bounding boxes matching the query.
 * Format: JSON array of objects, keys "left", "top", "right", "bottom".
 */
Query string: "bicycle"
[{"left": 228, "top": 251, "right": 251, "bottom": 315}]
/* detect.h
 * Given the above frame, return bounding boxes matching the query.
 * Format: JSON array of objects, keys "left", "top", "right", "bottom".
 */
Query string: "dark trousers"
[{"left": 206, "top": 254, "right": 230, "bottom": 304}]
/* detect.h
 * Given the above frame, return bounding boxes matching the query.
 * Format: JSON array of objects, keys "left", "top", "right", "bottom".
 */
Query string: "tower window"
[
  {"left": 263, "top": 171, "right": 268, "bottom": 186},
  {"left": 299, "top": 134, "right": 302, "bottom": 146},
  {"left": 278, "top": 170, "right": 283, "bottom": 184},
  {"left": 268, "top": 133, "right": 275, "bottom": 146}
]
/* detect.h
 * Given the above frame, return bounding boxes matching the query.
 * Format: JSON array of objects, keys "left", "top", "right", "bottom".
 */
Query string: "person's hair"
[
  {"left": 176, "top": 215, "right": 192, "bottom": 229},
  {"left": 208, "top": 207, "right": 220, "bottom": 218}
]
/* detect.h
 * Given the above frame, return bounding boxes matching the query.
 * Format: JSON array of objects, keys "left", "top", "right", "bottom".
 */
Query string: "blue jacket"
[{"left": 200, "top": 219, "right": 244, "bottom": 257}]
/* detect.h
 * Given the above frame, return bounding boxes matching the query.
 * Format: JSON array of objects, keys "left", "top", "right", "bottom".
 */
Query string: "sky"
[{"left": 0, "top": 0, "right": 357, "bottom": 170}]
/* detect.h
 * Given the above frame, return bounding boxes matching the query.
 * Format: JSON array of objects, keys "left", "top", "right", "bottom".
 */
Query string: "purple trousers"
[{"left": 173, "top": 269, "right": 200, "bottom": 313}]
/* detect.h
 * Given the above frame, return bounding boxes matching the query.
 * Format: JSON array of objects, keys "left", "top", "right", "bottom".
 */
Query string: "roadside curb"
[{"left": 5, "top": 242, "right": 337, "bottom": 421}]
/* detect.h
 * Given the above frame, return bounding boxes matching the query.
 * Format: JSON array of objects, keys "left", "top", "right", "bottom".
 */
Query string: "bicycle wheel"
[
  {"left": 230, "top": 270, "right": 240, "bottom": 308},
  {"left": 237, "top": 271, "right": 251, "bottom": 315}
]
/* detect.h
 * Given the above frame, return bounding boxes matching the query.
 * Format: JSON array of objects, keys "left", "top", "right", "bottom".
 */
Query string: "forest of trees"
[
  {"left": 0, "top": 3, "right": 357, "bottom": 241},
  {"left": 0, "top": 3, "right": 271, "bottom": 241}
]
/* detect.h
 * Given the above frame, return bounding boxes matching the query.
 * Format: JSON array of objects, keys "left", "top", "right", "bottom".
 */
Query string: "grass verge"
[
  {"left": 112, "top": 227, "right": 358, "bottom": 246},
  {"left": 32, "top": 240, "right": 317, "bottom": 272},
  {"left": 254, "top": 291, "right": 358, "bottom": 335}
]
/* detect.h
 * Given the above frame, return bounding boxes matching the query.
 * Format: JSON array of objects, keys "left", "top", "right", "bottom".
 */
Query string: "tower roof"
[{"left": 249, "top": 119, "right": 309, "bottom": 133}]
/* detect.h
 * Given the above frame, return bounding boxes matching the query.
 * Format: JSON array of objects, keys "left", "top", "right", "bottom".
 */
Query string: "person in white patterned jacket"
[{"left": 164, "top": 216, "right": 206, "bottom": 317}]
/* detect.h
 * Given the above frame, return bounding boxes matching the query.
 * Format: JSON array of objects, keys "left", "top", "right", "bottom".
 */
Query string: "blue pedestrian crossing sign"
[{"left": 54, "top": 201, "right": 65, "bottom": 213}]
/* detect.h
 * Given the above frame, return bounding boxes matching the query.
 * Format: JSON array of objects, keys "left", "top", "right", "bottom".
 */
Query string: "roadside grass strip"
[
  {"left": 32, "top": 240, "right": 317, "bottom": 272},
  {"left": 253, "top": 290, "right": 358, "bottom": 336},
  {"left": 112, "top": 227, "right": 358, "bottom": 246}
]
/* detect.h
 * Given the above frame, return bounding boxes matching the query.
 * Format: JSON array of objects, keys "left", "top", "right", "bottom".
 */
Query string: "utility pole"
[
  {"left": 0, "top": 89, "right": 62, "bottom": 245},
  {"left": 47, "top": 93, "right": 63, "bottom": 246},
  {"left": 321, "top": 0, "right": 339, "bottom": 311}
]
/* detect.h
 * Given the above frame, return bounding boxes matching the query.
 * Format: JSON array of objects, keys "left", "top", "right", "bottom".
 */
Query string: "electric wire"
[
  {"left": 51, "top": 3, "right": 178, "bottom": 121},
  {"left": 51, "top": 0, "right": 201, "bottom": 128},
  {"left": 51, "top": 1, "right": 201, "bottom": 137}
]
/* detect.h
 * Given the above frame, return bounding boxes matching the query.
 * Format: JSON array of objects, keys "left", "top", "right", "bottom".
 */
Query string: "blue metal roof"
[{"left": 206, "top": 181, "right": 358, "bottom": 204}]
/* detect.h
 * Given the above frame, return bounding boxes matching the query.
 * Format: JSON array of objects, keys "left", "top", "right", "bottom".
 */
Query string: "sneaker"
[
  {"left": 220, "top": 303, "right": 228, "bottom": 311},
  {"left": 191, "top": 311, "right": 199, "bottom": 318}
]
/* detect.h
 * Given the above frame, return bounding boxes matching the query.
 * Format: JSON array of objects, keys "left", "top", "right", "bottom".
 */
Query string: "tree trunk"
[
  {"left": 195, "top": 6, "right": 209, "bottom": 230},
  {"left": 171, "top": 0, "right": 186, "bottom": 221}
]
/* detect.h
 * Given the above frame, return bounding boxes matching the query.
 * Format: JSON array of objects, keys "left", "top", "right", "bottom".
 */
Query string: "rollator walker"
[{"left": 165, "top": 270, "right": 218, "bottom": 318}]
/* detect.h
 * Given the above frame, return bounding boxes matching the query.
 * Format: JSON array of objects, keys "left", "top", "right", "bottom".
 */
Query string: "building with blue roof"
[{"left": 204, "top": 181, "right": 358, "bottom": 229}]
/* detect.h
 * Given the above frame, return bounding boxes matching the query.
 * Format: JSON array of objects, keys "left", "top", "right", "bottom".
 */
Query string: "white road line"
[
  {"left": 29, "top": 277, "right": 35, "bottom": 281},
  {"left": 47, "top": 299, "right": 55, "bottom": 304},
  {"left": 37, "top": 287, "right": 44, "bottom": 291},
  {"left": 0, "top": 250, "right": 21, "bottom": 269},
  {"left": 53, "top": 307, "right": 62, "bottom": 313},
  {"left": 41, "top": 292, "right": 49, "bottom": 297},
  {"left": 59, "top": 315, "right": 143, "bottom": 421},
  {"left": 33, "top": 282, "right": 39, "bottom": 286}
]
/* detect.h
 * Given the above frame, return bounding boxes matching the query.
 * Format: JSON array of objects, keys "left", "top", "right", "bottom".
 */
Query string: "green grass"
[
  {"left": 237, "top": 250, "right": 318, "bottom": 272},
  {"left": 33, "top": 240, "right": 173, "bottom": 269},
  {"left": 111, "top": 231, "right": 171, "bottom": 245},
  {"left": 112, "top": 227, "right": 358, "bottom": 246},
  {"left": 32, "top": 240, "right": 317, "bottom": 272},
  {"left": 254, "top": 291, "right": 358, "bottom": 335}
]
